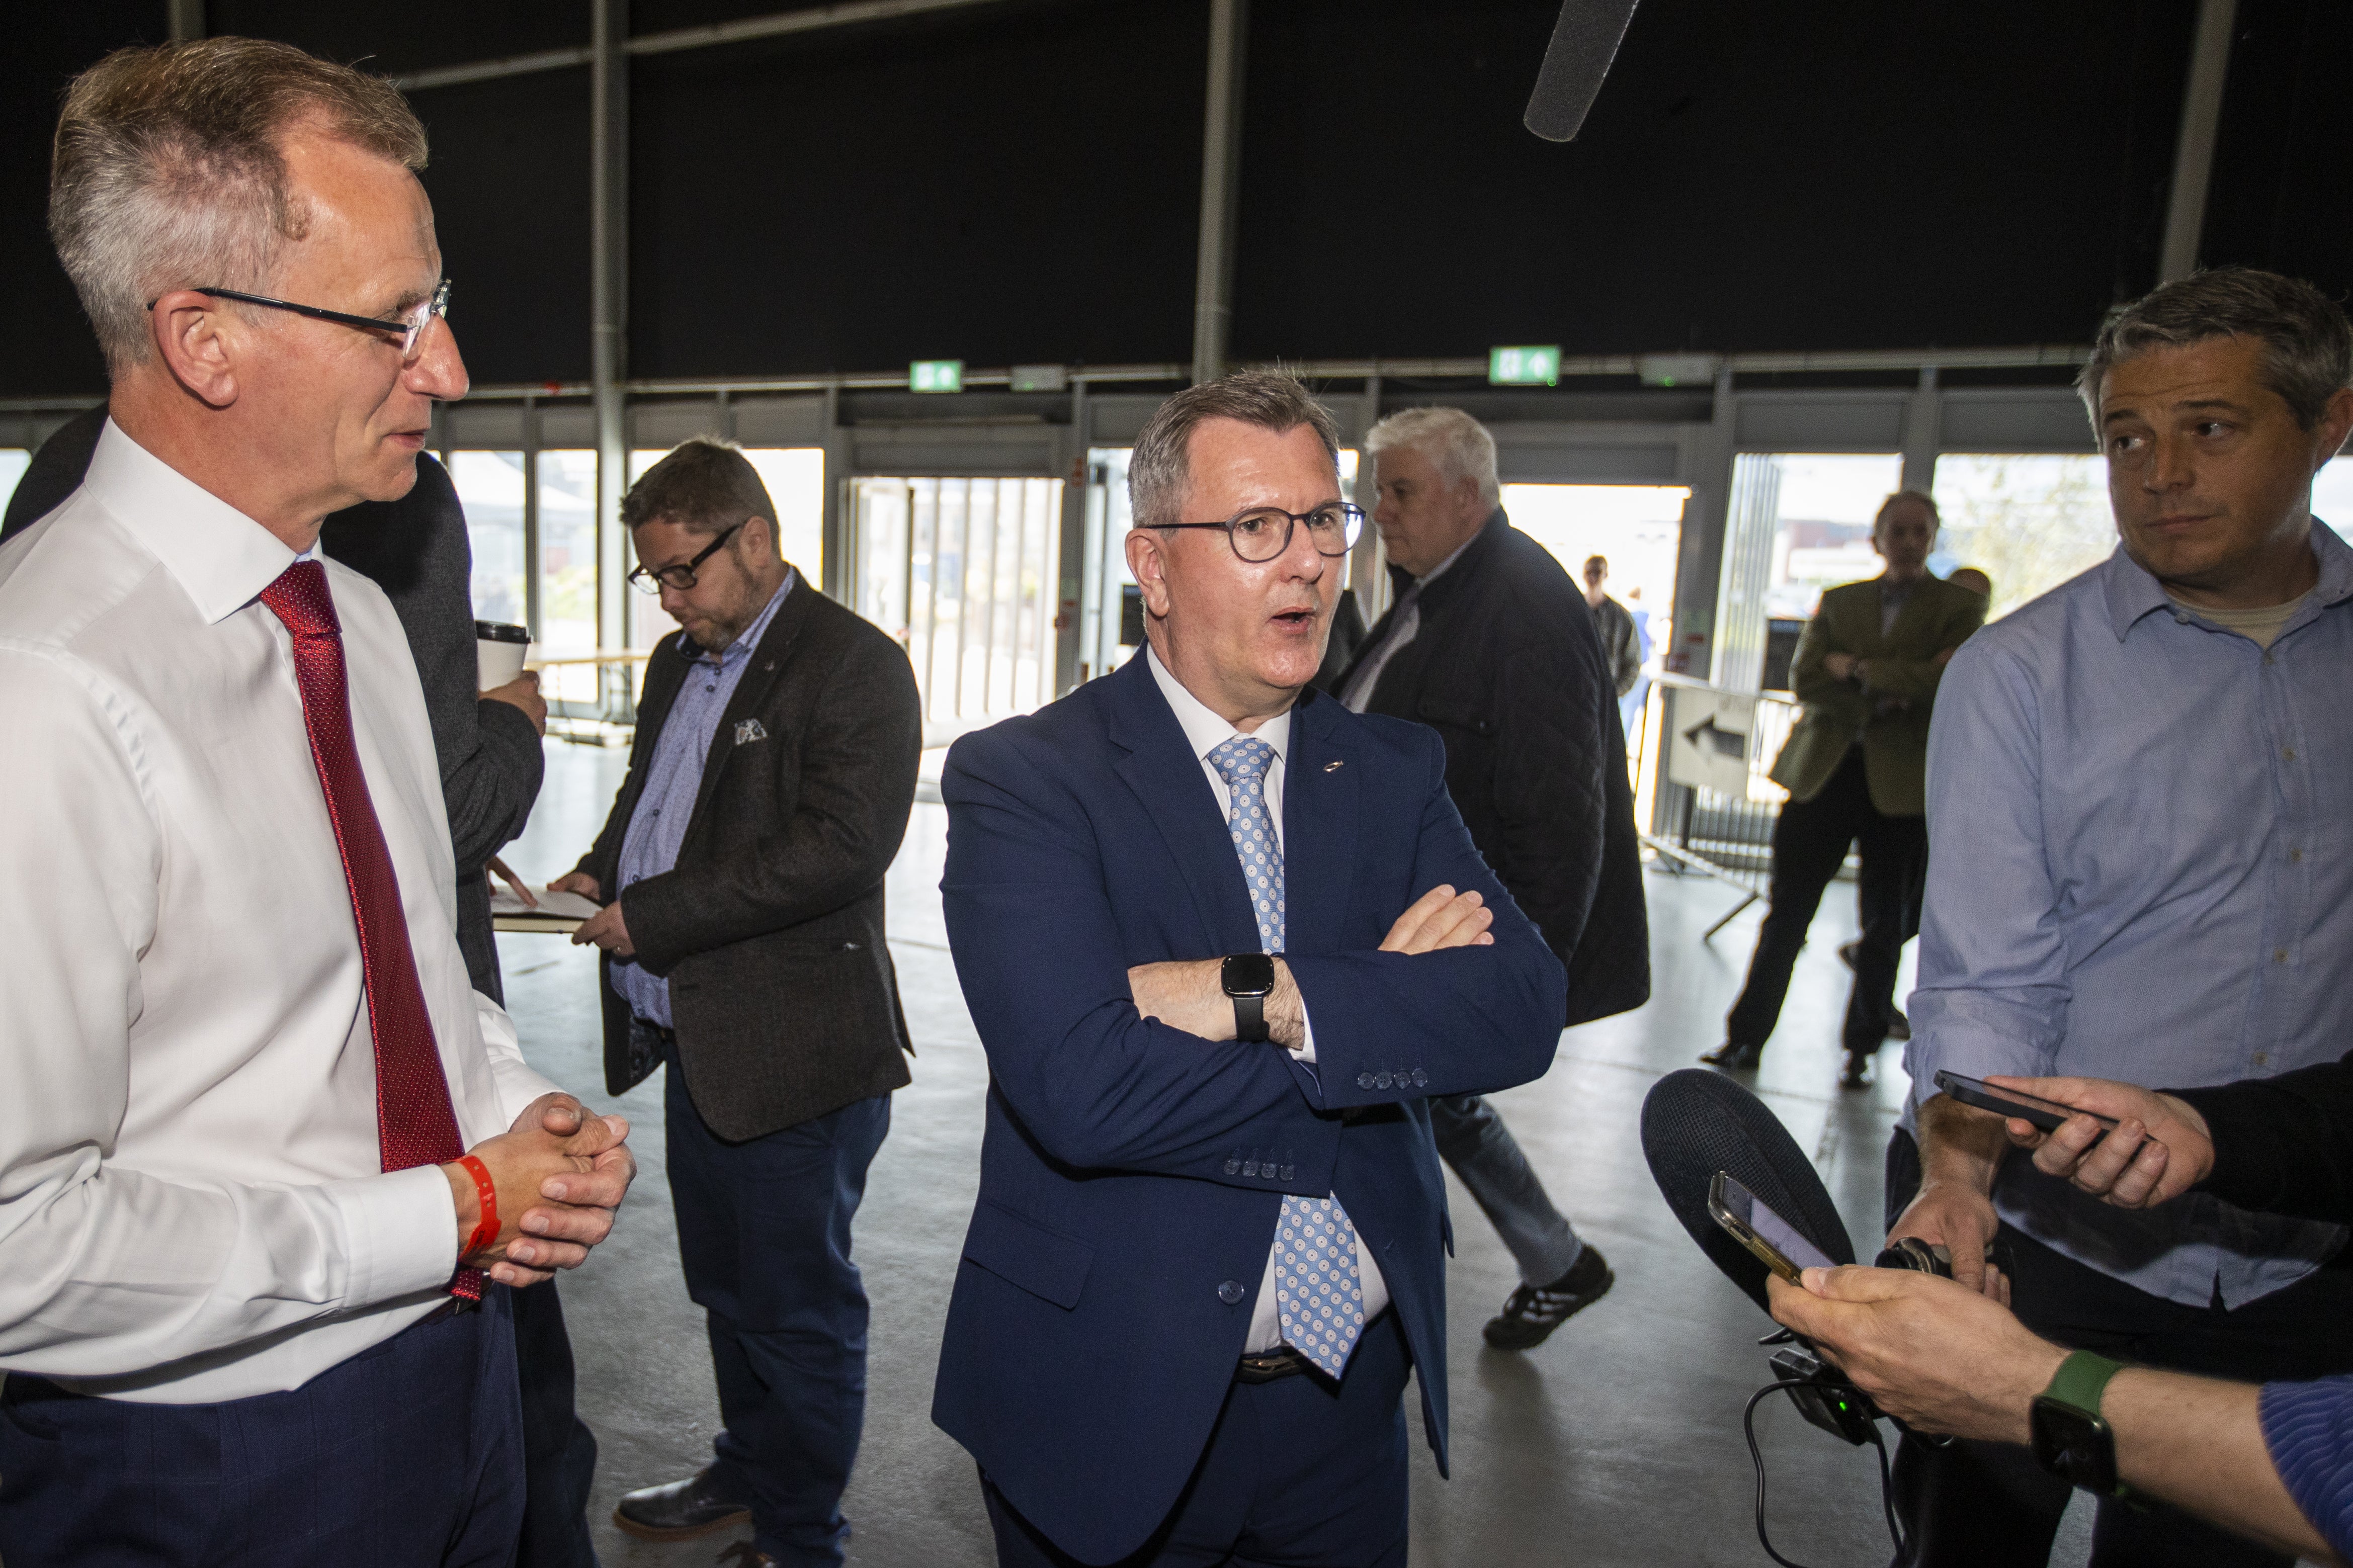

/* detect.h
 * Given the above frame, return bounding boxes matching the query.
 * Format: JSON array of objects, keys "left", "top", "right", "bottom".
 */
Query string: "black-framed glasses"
[
  {"left": 627, "top": 520, "right": 745, "bottom": 594},
  {"left": 146, "top": 278, "right": 452, "bottom": 361},
  {"left": 1159, "top": 502, "right": 1365, "bottom": 563}
]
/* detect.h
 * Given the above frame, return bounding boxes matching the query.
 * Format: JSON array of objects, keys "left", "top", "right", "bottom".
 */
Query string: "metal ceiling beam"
[
  {"left": 391, "top": 0, "right": 1013, "bottom": 92},
  {"left": 1190, "top": 0, "right": 1247, "bottom": 384},
  {"left": 2158, "top": 0, "right": 2238, "bottom": 284},
  {"left": 167, "top": 1, "right": 204, "bottom": 42},
  {"left": 592, "top": 0, "right": 630, "bottom": 658}
]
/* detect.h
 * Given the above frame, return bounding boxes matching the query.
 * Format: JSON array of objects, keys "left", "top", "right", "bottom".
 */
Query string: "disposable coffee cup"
[{"left": 476, "top": 620, "right": 532, "bottom": 690}]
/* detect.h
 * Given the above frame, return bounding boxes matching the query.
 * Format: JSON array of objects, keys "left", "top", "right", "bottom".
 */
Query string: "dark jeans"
[
  {"left": 1427, "top": 1093, "right": 1585, "bottom": 1286},
  {"left": 513, "top": 1278, "right": 601, "bottom": 1567},
  {"left": 665, "top": 1042, "right": 891, "bottom": 1567},
  {"left": 1726, "top": 746, "right": 1927, "bottom": 1056},
  {"left": 0, "top": 1290, "right": 523, "bottom": 1568},
  {"left": 1884, "top": 1128, "right": 2353, "bottom": 1566},
  {"left": 981, "top": 1311, "right": 1412, "bottom": 1567}
]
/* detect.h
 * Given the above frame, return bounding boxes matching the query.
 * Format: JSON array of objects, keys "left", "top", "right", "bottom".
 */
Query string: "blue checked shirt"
[
  {"left": 610, "top": 573, "right": 792, "bottom": 1026},
  {"left": 1906, "top": 528, "right": 2353, "bottom": 1309}
]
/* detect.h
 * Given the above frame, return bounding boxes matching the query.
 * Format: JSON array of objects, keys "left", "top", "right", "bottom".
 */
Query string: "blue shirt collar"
[
  {"left": 2099, "top": 520, "right": 2353, "bottom": 642},
  {"left": 688, "top": 569, "right": 794, "bottom": 667}
]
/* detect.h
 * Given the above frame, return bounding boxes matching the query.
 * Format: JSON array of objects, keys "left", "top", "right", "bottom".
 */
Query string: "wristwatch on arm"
[
  {"left": 1221, "top": 953, "right": 1276, "bottom": 1043},
  {"left": 2031, "top": 1350, "right": 2129, "bottom": 1498}
]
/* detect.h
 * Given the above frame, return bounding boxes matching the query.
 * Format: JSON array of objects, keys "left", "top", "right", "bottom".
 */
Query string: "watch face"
[
  {"left": 2030, "top": 1399, "right": 2118, "bottom": 1495},
  {"left": 1222, "top": 953, "right": 1277, "bottom": 996}
]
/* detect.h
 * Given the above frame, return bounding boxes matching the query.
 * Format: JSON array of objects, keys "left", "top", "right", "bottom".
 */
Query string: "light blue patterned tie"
[{"left": 1207, "top": 735, "right": 1366, "bottom": 1378}]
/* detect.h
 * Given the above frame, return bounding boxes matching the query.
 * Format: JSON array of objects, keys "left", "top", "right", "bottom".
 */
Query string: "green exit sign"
[
  {"left": 1488, "top": 345, "right": 1561, "bottom": 386},
  {"left": 910, "top": 359, "right": 964, "bottom": 393}
]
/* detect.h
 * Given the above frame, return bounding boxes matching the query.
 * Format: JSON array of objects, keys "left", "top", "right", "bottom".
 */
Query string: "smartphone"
[
  {"left": 1934, "top": 1070, "right": 2122, "bottom": 1135},
  {"left": 1709, "top": 1171, "right": 1839, "bottom": 1284}
]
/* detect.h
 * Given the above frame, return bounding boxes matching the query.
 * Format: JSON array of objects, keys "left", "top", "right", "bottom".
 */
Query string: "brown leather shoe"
[{"left": 612, "top": 1468, "right": 751, "bottom": 1542}]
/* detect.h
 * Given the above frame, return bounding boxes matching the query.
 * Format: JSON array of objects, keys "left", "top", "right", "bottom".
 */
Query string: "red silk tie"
[{"left": 262, "top": 560, "right": 481, "bottom": 1300}]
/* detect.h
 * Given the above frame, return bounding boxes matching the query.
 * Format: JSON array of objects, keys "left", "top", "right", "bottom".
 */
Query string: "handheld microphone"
[
  {"left": 1640, "top": 1069, "right": 1857, "bottom": 1314},
  {"left": 1523, "top": 0, "right": 1643, "bottom": 143}
]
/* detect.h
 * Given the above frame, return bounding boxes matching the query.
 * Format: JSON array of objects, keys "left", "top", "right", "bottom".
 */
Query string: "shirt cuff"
[{"left": 324, "top": 1163, "right": 460, "bottom": 1309}]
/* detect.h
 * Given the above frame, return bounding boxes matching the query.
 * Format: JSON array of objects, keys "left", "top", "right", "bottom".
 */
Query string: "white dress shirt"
[
  {"left": 0, "top": 421, "right": 558, "bottom": 1404},
  {"left": 1143, "top": 648, "right": 1391, "bottom": 1353}
]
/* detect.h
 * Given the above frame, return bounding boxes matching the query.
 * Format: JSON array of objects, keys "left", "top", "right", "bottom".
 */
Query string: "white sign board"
[{"left": 1665, "top": 685, "right": 1758, "bottom": 797}]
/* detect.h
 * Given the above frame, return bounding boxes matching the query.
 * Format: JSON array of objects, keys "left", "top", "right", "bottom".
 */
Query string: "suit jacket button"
[
  {"left": 1218, "top": 1280, "right": 1245, "bottom": 1304},
  {"left": 1279, "top": 1164, "right": 1295, "bottom": 1181},
  {"left": 1357, "top": 1072, "right": 1375, "bottom": 1089},
  {"left": 1242, "top": 1160, "right": 1258, "bottom": 1177},
  {"left": 1411, "top": 1068, "right": 1428, "bottom": 1087},
  {"left": 1224, "top": 1159, "right": 1241, "bottom": 1175},
  {"left": 1375, "top": 1071, "right": 1393, "bottom": 1088}
]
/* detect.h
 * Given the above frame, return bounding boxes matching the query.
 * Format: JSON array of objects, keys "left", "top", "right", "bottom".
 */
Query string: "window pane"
[
  {"left": 2315, "top": 456, "right": 2353, "bottom": 544},
  {"left": 621, "top": 445, "right": 826, "bottom": 650},
  {"left": 1716, "top": 452, "right": 1902, "bottom": 690},
  {"left": 0, "top": 450, "right": 29, "bottom": 520},
  {"left": 1932, "top": 455, "right": 2113, "bottom": 619},
  {"left": 535, "top": 451, "right": 601, "bottom": 653},
  {"left": 446, "top": 451, "right": 527, "bottom": 628}
]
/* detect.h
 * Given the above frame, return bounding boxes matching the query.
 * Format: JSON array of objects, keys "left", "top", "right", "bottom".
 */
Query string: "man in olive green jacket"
[{"left": 1704, "top": 491, "right": 1987, "bottom": 1086}]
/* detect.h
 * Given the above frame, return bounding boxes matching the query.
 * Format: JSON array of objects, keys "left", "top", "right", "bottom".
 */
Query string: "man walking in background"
[
  {"left": 555, "top": 439, "right": 921, "bottom": 1568},
  {"left": 1703, "top": 490, "right": 1984, "bottom": 1088},
  {"left": 1328, "top": 406, "right": 1649, "bottom": 1351},
  {"left": 1583, "top": 553, "right": 1642, "bottom": 701}
]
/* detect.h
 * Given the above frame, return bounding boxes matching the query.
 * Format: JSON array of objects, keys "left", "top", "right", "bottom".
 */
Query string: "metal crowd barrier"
[{"left": 1643, "top": 673, "right": 1803, "bottom": 939}]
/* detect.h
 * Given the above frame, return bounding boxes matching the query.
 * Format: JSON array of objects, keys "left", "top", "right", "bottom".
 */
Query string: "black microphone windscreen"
[
  {"left": 1523, "top": 0, "right": 1641, "bottom": 143},
  {"left": 1641, "top": 1069, "right": 1857, "bottom": 1314}
]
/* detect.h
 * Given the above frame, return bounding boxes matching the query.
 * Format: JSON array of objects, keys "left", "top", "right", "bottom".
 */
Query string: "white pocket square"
[{"left": 734, "top": 719, "right": 769, "bottom": 746}]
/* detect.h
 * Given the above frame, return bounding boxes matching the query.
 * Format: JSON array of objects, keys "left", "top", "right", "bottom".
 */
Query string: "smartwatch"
[
  {"left": 2030, "top": 1350, "right": 2128, "bottom": 1498},
  {"left": 1221, "top": 953, "right": 1277, "bottom": 1043}
]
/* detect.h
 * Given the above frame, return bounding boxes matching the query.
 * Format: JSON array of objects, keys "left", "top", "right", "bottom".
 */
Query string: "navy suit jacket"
[{"left": 931, "top": 652, "right": 1566, "bottom": 1563}]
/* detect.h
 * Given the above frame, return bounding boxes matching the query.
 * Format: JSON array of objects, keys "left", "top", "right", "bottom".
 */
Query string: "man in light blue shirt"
[{"left": 1891, "top": 268, "right": 2353, "bottom": 1568}]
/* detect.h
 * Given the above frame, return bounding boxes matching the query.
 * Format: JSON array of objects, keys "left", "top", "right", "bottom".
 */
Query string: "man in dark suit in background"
[
  {"left": 934, "top": 373, "right": 1566, "bottom": 1566},
  {"left": 1326, "top": 405, "right": 1648, "bottom": 1353},
  {"left": 3, "top": 405, "right": 599, "bottom": 1568},
  {"left": 553, "top": 439, "right": 921, "bottom": 1568}
]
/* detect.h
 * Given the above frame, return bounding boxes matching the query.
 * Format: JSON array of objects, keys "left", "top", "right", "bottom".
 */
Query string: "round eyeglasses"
[
  {"left": 1156, "top": 502, "right": 1365, "bottom": 563},
  {"left": 145, "top": 279, "right": 452, "bottom": 363}
]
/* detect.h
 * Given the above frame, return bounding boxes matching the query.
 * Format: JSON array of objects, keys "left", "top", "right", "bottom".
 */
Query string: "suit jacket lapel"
[
  {"left": 1281, "top": 687, "right": 1357, "bottom": 957},
  {"left": 686, "top": 581, "right": 816, "bottom": 833},
  {"left": 1105, "top": 655, "right": 1259, "bottom": 954}
]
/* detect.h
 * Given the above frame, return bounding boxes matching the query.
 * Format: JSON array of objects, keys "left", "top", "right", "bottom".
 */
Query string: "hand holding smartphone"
[{"left": 1933, "top": 1070, "right": 2122, "bottom": 1137}]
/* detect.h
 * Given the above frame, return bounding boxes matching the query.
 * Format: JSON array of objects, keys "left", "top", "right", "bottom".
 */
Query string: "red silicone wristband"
[{"left": 457, "top": 1154, "right": 498, "bottom": 1258}]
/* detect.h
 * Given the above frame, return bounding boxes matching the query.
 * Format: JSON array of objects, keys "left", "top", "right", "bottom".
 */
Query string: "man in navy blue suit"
[{"left": 933, "top": 372, "right": 1568, "bottom": 1566}]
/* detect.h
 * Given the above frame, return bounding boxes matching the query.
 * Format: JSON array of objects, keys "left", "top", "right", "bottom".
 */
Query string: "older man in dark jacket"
[{"left": 1324, "top": 405, "right": 1648, "bottom": 1351}]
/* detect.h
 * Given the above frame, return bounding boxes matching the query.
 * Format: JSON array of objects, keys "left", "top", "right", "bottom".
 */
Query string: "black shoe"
[
  {"left": 1701, "top": 1040, "right": 1762, "bottom": 1071},
  {"left": 1840, "top": 1050, "right": 1876, "bottom": 1090},
  {"left": 1837, "top": 939, "right": 1860, "bottom": 971},
  {"left": 1887, "top": 1008, "right": 1910, "bottom": 1041},
  {"left": 1484, "top": 1246, "right": 1615, "bottom": 1350},
  {"left": 614, "top": 1468, "right": 752, "bottom": 1542}
]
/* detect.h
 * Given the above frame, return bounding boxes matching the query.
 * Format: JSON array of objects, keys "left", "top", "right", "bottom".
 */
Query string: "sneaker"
[{"left": 1483, "top": 1246, "right": 1615, "bottom": 1350}]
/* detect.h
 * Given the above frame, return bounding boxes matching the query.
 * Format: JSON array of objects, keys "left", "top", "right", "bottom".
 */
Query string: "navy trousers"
[
  {"left": 0, "top": 1288, "right": 523, "bottom": 1568},
  {"left": 511, "top": 1278, "right": 600, "bottom": 1567},
  {"left": 981, "top": 1311, "right": 1413, "bottom": 1567},
  {"left": 664, "top": 1044, "right": 891, "bottom": 1566}
]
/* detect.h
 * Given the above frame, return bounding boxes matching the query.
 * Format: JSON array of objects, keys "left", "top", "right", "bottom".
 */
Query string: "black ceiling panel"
[
  {"left": 410, "top": 68, "right": 596, "bottom": 386},
  {"left": 6, "top": 3, "right": 172, "bottom": 397},
  {"left": 1230, "top": 0, "right": 2198, "bottom": 363},
  {"left": 2197, "top": 0, "right": 2353, "bottom": 292},
  {"left": 626, "top": 0, "right": 1206, "bottom": 378},
  {"left": 202, "top": 0, "right": 590, "bottom": 80}
]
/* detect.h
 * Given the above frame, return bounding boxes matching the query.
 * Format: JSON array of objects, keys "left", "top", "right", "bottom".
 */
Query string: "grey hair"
[
  {"left": 1128, "top": 372, "right": 1342, "bottom": 531},
  {"left": 50, "top": 38, "right": 429, "bottom": 376},
  {"left": 2077, "top": 267, "right": 2353, "bottom": 431},
  {"left": 1363, "top": 406, "right": 1499, "bottom": 506},
  {"left": 1875, "top": 488, "right": 1940, "bottom": 527}
]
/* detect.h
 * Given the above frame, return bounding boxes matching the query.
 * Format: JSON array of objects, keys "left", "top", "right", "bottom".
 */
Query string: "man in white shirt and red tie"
[{"left": 0, "top": 39, "right": 634, "bottom": 1566}]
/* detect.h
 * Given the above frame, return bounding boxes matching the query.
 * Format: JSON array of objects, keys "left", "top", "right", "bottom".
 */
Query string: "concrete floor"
[{"left": 496, "top": 741, "right": 2098, "bottom": 1568}]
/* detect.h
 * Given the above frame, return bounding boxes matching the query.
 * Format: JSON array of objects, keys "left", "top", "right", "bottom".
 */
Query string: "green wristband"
[{"left": 2042, "top": 1350, "right": 2126, "bottom": 1415}]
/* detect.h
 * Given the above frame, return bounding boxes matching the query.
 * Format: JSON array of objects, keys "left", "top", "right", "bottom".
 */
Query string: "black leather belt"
[{"left": 1235, "top": 1346, "right": 1314, "bottom": 1383}]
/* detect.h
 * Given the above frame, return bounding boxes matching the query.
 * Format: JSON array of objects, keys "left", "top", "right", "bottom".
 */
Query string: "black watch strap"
[{"left": 1233, "top": 992, "right": 1268, "bottom": 1043}]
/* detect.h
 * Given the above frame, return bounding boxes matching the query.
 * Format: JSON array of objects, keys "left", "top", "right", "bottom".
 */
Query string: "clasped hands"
[
  {"left": 1125, "top": 883, "right": 1496, "bottom": 1047},
  {"left": 441, "top": 1092, "right": 637, "bottom": 1286}
]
